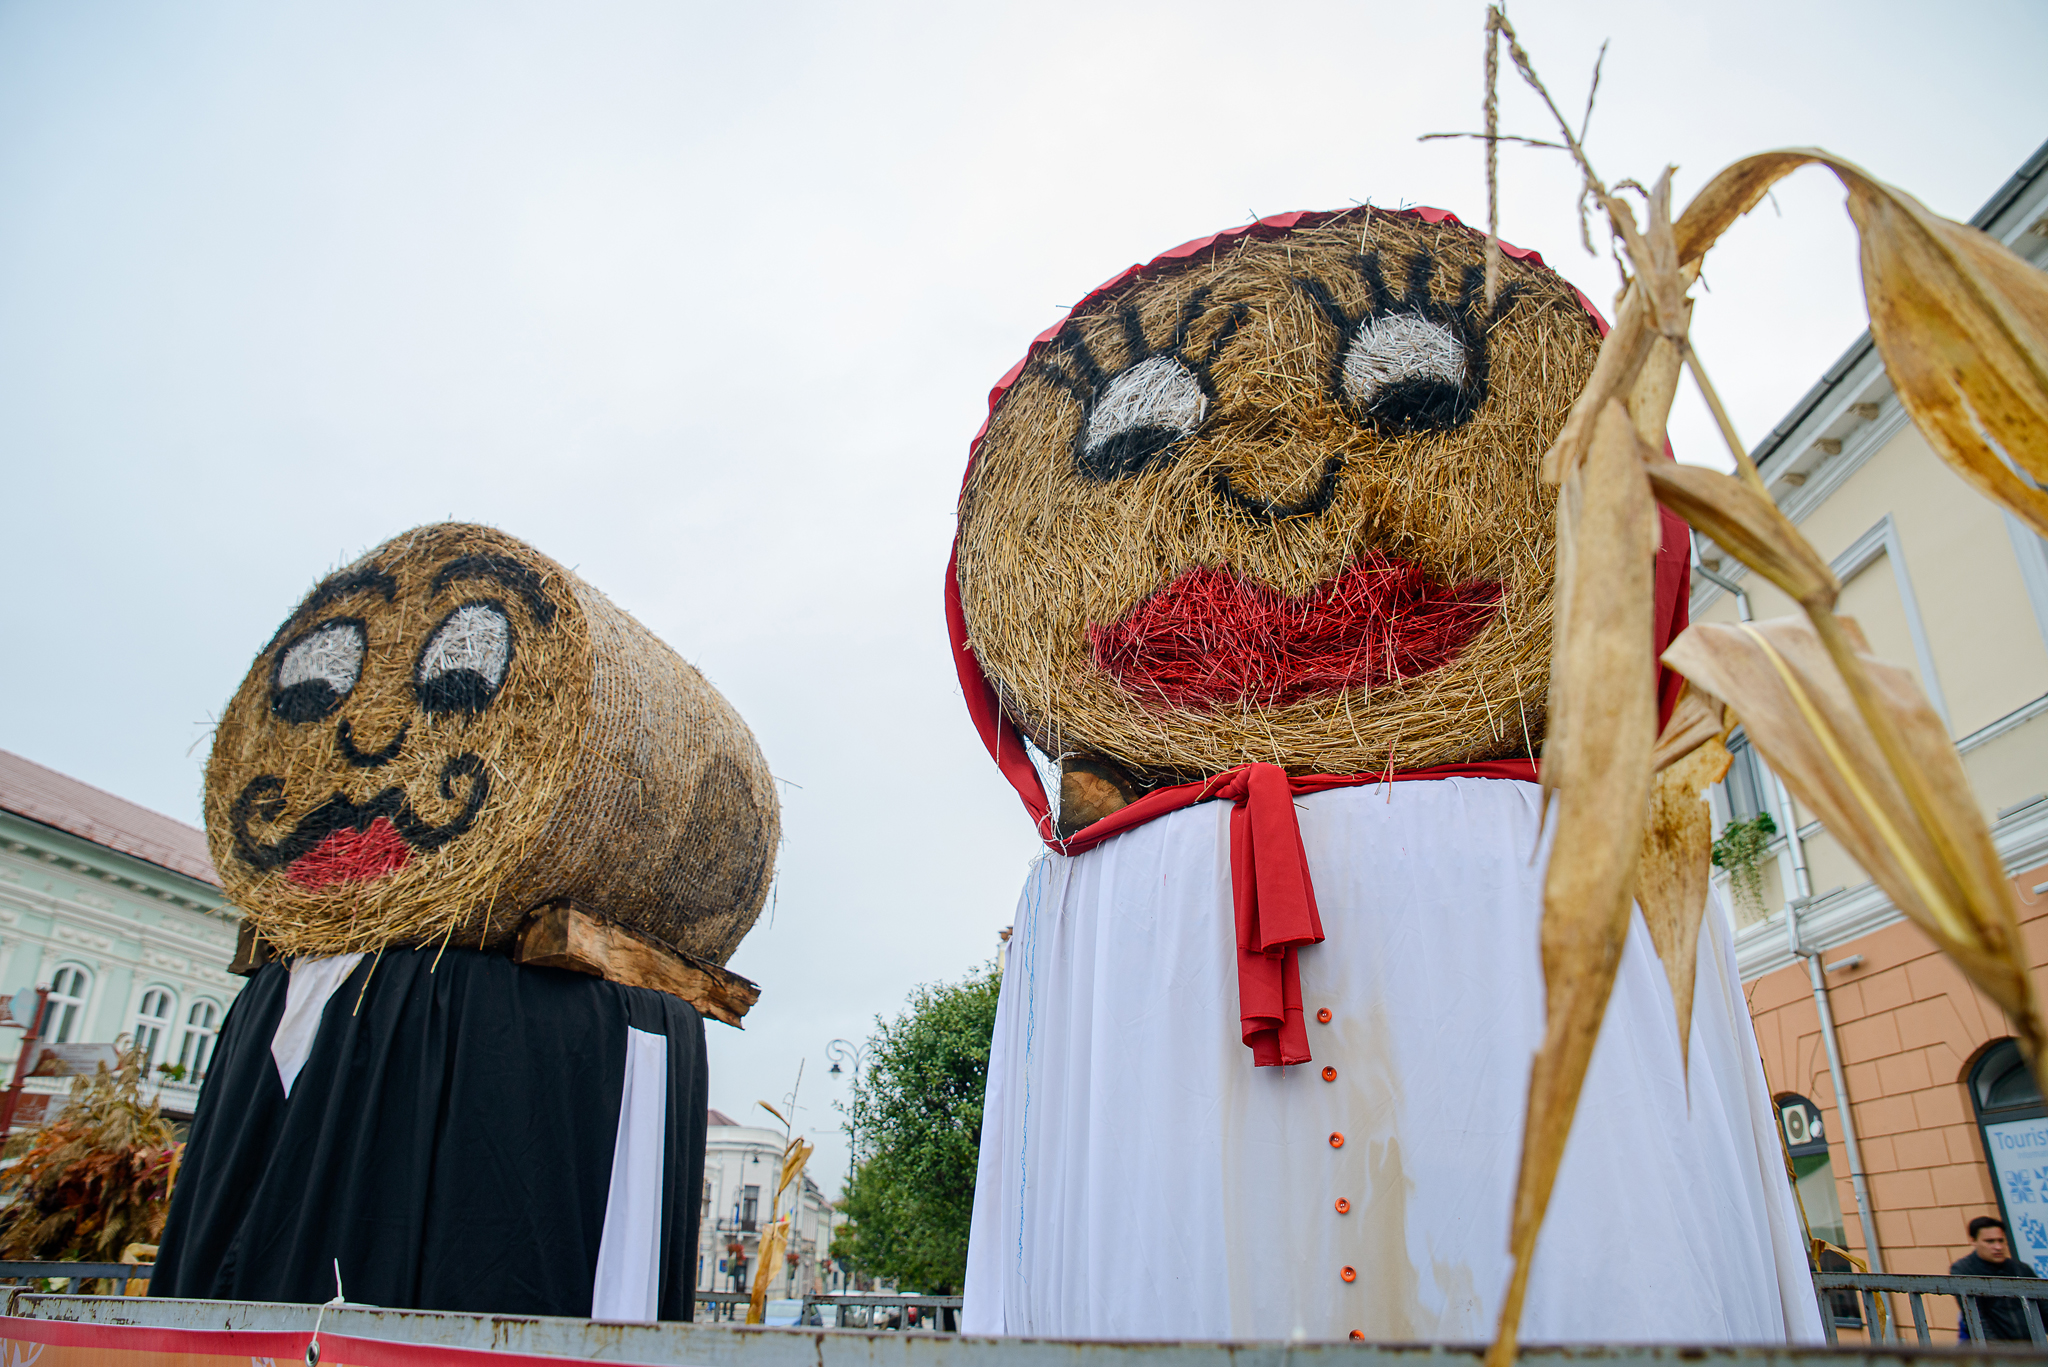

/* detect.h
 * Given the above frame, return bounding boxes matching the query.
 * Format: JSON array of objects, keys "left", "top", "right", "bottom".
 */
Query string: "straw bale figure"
[
  {"left": 956, "top": 210, "right": 1587, "bottom": 801},
  {"left": 155, "top": 523, "right": 777, "bottom": 1322},
  {"left": 953, "top": 209, "right": 1820, "bottom": 1343},
  {"left": 205, "top": 521, "right": 777, "bottom": 963}
]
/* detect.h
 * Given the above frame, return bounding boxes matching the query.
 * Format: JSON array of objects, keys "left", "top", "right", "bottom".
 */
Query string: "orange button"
[
  {"left": 1334, "top": 1197, "right": 1351, "bottom": 1214},
  {"left": 1349, "top": 1330, "right": 1364, "bottom": 1341},
  {"left": 1340, "top": 1266, "right": 1357, "bottom": 1283},
  {"left": 1316, "top": 1008, "right": 1332, "bottom": 1024},
  {"left": 1321, "top": 1066, "right": 1337, "bottom": 1082},
  {"left": 1329, "top": 1131, "right": 1345, "bottom": 1149}
]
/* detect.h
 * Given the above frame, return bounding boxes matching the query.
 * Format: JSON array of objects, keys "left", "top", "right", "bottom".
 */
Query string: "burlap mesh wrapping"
[
  {"left": 955, "top": 208, "right": 1601, "bottom": 780},
  {"left": 205, "top": 523, "right": 777, "bottom": 963}
]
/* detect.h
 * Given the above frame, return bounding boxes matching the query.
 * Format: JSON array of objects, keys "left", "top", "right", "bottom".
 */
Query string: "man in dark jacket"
[{"left": 1951, "top": 1216, "right": 2043, "bottom": 1341}]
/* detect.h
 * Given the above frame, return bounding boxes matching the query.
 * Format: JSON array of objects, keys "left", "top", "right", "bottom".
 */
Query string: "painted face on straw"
[
  {"left": 207, "top": 525, "right": 585, "bottom": 912},
  {"left": 956, "top": 209, "right": 1602, "bottom": 780}
]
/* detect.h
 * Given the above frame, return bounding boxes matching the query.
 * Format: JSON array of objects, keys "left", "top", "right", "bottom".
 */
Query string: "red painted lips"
[
  {"left": 1089, "top": 554, "right": 1500, "bottom": 709},
  {"left": 286, "top": 817, "right": 412, "bottom": 888}
]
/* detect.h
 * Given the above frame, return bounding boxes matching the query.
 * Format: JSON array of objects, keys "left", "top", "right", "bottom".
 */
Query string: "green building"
[{"left": 0, "top": 749, "right": 242, "bottom": 1122}]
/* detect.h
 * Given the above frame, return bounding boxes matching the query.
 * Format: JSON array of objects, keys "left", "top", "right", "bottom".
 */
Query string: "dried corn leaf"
[
  {"left": 1663, "top": 618, "right": 2045, "bottom": 1072},
  {"left": 1493, "top": 400, "right": 1661, "bottom": 1367},
  {"left": 1638, "top": 736, "right": 1731, "bottom": 1074},
  {"left": 1651, "top": 682, "right": 1730, "bottom": 772},
  {"left": 1541, "top": 281, "right": 1657, "bottom": 486},
  {"left": 778, "top": 1138, "right": 814, "bottom": 1206},
  {"left": 1676, "top": 150, "right": 2048, "bottom": 538},
  {"left": 1641, "top": 460, "right": 1839, "bottom": 610},
  {"left": 748, "top": 1216, "right": 791, "bottom": 1323}
]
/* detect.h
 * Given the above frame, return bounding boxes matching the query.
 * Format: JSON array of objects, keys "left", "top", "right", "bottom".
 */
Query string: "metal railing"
[
  {"left": 0, "top": 1261, "right": 151, "bottom": 1286},
  {"left": 7, "top": 1260, "right": 2036, "bottom": 1349},
  {"left": 692, "top": 1289, "right": 963, "bottom": 1329},
  {"left": 1817, "top": 1271, "right": 2048, "bottom": 1347}
]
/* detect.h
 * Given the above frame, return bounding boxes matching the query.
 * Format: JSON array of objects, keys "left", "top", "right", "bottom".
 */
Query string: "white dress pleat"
[
  {"left": 962, "top": 778, "right": 1821, "bottom": 1344},
  {"left": 591, "top": 1026, "right": 668, "bottom": 1321}
]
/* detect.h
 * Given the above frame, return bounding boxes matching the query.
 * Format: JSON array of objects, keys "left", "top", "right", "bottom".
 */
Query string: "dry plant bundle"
[
  {"left": 747, "top": 1096, "right": 815, "bottom": 1324},
  {"left": 956, "top": 211, "right": 1604, "bottom": 785},
  {"left": 206, "top": 522, "right": 778, "bottom": 965},
  {"left": 1456, "top": 9, "right": 2048, "bottom": 1362},
  {"left": 0, "top": 1049, "right": 179, "bottom": 1279}
]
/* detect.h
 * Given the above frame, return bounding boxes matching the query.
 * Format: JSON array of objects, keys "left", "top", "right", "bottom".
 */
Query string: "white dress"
[{"left": 962, "top": 777, "right": 1822, "bottom": 1343}]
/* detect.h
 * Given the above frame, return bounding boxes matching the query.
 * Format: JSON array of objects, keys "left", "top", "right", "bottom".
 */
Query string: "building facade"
[
  {"left": 697, "top": 1109, "right": 846, "bottom": 1305},
  {"left": 0, "top": 750, "right": 243, "bottom": 1124},
  {"left": 1690, "top": 140, "right": 2048, "bottom": 1335}
]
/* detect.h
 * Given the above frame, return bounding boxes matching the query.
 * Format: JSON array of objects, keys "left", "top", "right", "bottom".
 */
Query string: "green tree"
[{"left": 839, "top": 965, "right": 999, "bottom": 1295}]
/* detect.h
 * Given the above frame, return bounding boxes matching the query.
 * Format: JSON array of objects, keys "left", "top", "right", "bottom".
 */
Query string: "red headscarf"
[{"left": 946, "top": 207, "right": 1691, "bottom": 1065}]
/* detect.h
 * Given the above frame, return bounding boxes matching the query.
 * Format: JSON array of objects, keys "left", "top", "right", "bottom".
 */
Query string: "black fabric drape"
[{"left": 152, "top": 948, "right": 707, "bottom": 1319}]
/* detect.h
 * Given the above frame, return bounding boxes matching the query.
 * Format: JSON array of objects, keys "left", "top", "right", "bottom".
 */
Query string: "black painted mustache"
[{"left": 230, "top": 754, "right": 489, "bottom": 872}]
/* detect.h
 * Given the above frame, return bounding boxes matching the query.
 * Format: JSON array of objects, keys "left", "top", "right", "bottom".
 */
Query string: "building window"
[
  {"left": 1778, "top": 1094, "right": 1848, "bottom": 1248},
  {"left": 1971, "top": 1039, "right": 2048, "bottom": 1268},
  {"left": 741, "top": 1185, "right": 760, "bottom": 1231},
  {"left": 1780, "top": 1093, "right": 1861, "bottom": 1328},
  {"left": 132, "top": 988, "right": 175, "bottom": 1067},
  {"left": 179, "top": 999, "right": 221, "bottom": 1081},
  {"left": 1721, "top": 727, "right": 1772, "bottom": 825},
  {"left": 40, "top": 965, "right": 91, "bottom": 1044}
]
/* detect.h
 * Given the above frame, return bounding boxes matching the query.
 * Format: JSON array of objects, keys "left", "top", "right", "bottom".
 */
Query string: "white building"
[
  {"left": 0, "top": 750, "right": 243, "bottom": 1126},
  {"left": 698, "top": 1108, "right": 845, "bottom": 1302}
]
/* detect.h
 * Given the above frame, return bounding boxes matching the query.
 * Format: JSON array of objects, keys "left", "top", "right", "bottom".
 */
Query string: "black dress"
[{"left": 151, "top": 947, "right": 707, "bottom": 1319}]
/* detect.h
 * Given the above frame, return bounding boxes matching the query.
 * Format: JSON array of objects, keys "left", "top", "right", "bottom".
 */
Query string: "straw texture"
[
  {"left": 204, "top": 523, "right": 778, "bottom": 964},
  {"left": 956, "top": 208, "right": 1601, "bottom": 780}
]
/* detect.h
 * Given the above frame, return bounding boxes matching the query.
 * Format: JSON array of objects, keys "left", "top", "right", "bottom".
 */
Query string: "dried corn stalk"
[
  {"left": 1496, "top": 399, "right": 1661, "bottom": 1352},
  {"left": 747, "top": 1099, "right": 815, "bottom": 1324},
  {"left": 1470, "top": 9, "right": 2048, "bottom": 1362}
]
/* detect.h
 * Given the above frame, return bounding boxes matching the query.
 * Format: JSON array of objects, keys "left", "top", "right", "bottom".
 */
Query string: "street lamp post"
[
  {"left": 825, "top": 1038, "right": 870, "bottom": 1295},
  {"left": 825, "top": 1037, "right": 869, "bottom": 1189}
]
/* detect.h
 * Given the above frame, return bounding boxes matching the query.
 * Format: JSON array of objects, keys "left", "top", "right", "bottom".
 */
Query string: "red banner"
[{"left": 0, "top": 1315, "right": 602, "bottom": 1366}]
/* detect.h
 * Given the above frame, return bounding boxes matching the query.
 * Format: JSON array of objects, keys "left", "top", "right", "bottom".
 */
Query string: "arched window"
[
  {"left": 131, "top": 987, "right": 176, "bottom": 1067},
  {"left": 1720, "top": 727, "right": 1773, "bottom": 825},
  {"left": 1778, "top": 1093, "right": 1848, "bottom": 1250},
  {"left": 40, "top": 965, "right": 92, "bottom": 1044},
  {"left": 1780, "top": 1093, "right": 1861, "bottom": 1328},
  {"left": 178, "top": 999, "right": 221, "bottom": 1082},
  {"left": 1970, "top": 1039, "right": 2048, "bottom": 1268}
]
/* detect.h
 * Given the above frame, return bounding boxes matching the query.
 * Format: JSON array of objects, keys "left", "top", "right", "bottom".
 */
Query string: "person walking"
[{"left": 1951, "top": 1216, "right": 2042, "bottom": 1341}]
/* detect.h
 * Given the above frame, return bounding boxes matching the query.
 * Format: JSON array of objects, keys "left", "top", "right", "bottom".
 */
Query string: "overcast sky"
[{"left": 2, "top": 0, "right": 2043, "bottom": 1195}]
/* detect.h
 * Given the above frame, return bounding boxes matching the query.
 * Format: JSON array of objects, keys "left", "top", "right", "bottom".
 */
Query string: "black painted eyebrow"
[
  {"left": 264, "top": 566, "right": 398, "bottom": 653},
  {"left": 431, "top": 554, "right": 558, "bottom": 628}
]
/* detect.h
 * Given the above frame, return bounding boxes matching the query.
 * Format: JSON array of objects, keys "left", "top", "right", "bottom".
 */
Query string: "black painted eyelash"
[
  {"left": 1294, "top": 249, "right": 1522, "bottom": 435},
  {"left": 1036, "top": 289, "right": 1248, "bottom": 482}
]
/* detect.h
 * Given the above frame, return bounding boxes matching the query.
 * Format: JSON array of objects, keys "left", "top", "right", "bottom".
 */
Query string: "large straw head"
[
  {"left": 205, "top": 522, "right": 778, "bottom": 963},
  {"left": 955, "top": 208, "right": 1602, "bottom": 781}
]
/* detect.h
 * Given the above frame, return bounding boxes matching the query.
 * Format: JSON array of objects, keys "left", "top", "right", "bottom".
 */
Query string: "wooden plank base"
[{"left": 513, "top": 901, "right": 760, "bottom": 1027}]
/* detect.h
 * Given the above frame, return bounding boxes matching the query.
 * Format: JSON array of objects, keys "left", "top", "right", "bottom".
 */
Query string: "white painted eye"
[
  {"left": 1079, "top": 355, "right": 1207, "bottom": 481},
  {"left": 272, "top": 621, "right": 366, "bottom": 723},
  {"left": 416, "top": 603, "right": 512, "bottom": 714},
  {"left": 1339, "top": 313, "right": 1468, "bottom": 407}
]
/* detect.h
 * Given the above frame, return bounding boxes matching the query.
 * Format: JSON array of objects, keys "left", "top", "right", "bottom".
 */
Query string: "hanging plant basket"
[{"left": 1711, "top": 813, "right": 1779, "bottom": 918}]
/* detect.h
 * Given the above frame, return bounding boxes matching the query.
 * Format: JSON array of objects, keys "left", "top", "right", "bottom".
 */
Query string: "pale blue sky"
[{"left": 2, "top": 0, "right": 2043, "bottom": 1191}]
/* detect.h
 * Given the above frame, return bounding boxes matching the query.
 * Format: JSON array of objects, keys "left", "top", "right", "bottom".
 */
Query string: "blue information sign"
[{"left": 1984, "top": 1116, "right": 2048, "bottom": 1266}]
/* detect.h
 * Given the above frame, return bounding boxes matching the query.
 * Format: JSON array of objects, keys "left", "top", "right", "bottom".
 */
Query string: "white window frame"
[
  {"left": 41, "top": 964, "right": 93, "bottom": 1044},
  {"left": 178, "top": 998, "right": 223, "bottom": 1082},
  {"left": 131, "top": 986, "right": 177, "bottom": 1068},
  {"left": 1833, "top": 514, "right": 1951, "bottom": 731}
]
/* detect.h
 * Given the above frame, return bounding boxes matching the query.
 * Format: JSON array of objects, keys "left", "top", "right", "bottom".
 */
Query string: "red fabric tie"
[{"left": 1213, "top": 763, "right": 1325, "bottom": 1066}]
